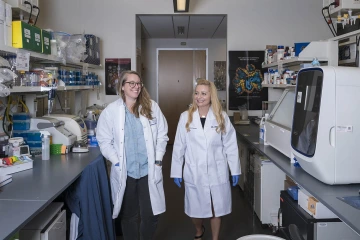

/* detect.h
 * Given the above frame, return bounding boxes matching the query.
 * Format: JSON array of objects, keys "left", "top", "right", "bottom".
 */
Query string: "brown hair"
[
  {"left": 185, "top": 79, "right": 225, "bottom": 133},
  {"left": 118, "top": 70, "right": 153, "bottom": 119}
]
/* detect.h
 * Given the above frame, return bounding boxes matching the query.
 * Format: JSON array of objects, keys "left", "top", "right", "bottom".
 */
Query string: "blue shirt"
[{"left": 124, "top": 105, "right": 148, "bottom": 179}]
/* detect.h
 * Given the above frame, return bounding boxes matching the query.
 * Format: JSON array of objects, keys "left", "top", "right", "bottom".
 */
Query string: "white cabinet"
[
  {"left": 238, "top": 139, "right": 248, "bottom": 191},
  {"left": 20, "top": 202, "right": 66, "bottom": 240},
  {"left": 253, "top": 154, "right": 285, "bottom": 225}
]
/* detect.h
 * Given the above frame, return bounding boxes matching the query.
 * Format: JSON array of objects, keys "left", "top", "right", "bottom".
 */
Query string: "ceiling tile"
[
  {"left": 212, "top": 16, "right": 226, "bottom": 38},
  {"left": 139, "top": 15, "right": 174, "bottom": 38},
  {"left": 188, "top": 15, "right": 224, "bottom": 38},
  {"left": 173, "top": 15, "right": 189, "bottom": 39}
]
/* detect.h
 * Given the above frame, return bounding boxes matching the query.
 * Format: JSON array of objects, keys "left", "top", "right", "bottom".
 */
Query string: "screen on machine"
[{"left": 291, "top": 70, "right": 323, "bottom": 157}]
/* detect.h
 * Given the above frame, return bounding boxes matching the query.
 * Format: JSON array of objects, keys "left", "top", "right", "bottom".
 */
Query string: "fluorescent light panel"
[{"left": 173, "top": 0, "right": 189, "bottom": 12}]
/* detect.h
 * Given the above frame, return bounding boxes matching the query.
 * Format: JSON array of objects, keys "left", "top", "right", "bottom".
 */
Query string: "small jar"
[{"left": 277, "top": 45, "right": 284, "bottom": 61}]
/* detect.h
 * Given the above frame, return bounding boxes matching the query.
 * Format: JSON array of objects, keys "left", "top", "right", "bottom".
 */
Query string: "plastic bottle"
[
  {"left": 4, "top": 136, "right": 9, "bottom": 157},
  {"left": 263, "top": 114, "right": 270, "bottom": 146},
  {"left": 259, "top": 117, "right": 266, "bottom": 143},
  {"left": 277, "top": 45, "right": 285, "bottom": 61},
  {"left": 40, "top": 131, "right": 51, "bottom": 160}
]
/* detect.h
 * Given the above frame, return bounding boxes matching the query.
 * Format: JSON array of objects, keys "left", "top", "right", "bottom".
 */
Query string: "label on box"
[
  {"left": 16, "top": 51, "right": 30, "bottom": 71},
  {"left": 44, "top": 37, "right": 49, "bottom": 46},
  {"left": 35, "top": 33, "right": 41, "bottom": 44},
  {"left": 24, "top": 28, "right": 31, "bottom": 39}
]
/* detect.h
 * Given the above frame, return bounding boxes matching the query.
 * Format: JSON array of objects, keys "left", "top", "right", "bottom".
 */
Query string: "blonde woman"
[
  {"left": 171, "top": 79, "right": 241, "bottom": 240},
  {"left": 97, "top": 70, "right": 168, "bottom": 240}
]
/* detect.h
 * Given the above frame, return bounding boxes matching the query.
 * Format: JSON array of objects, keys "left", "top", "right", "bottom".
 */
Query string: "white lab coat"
[
  {"left": 171, "top": 107, "right": 241, "bottom": 218},
  {"left": 96, "top": 98, "right": 169, "bottom": 218}
]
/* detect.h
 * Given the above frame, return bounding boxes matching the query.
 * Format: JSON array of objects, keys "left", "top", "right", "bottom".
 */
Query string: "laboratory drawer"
[{"left": 41, "top": 209, "right": 66, "bottom": 240}]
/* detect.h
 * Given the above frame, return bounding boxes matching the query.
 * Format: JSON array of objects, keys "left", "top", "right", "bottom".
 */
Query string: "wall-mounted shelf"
[
  {"left": 10, "top": 85, "right": 97, "bottom": 93},
  {"left": 262, "top": 57, "right": 328, "bottom": 69},
  {"left": 0, "top": 44, "right": 102, "bottom": 69},
  {"left": 262, "top": 84, "right": 296, "bottom": 89}
]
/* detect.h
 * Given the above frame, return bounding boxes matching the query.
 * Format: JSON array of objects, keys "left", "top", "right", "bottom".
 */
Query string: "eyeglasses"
[{"left": 125, "top": 81, "right": 144, "bottom": 88}]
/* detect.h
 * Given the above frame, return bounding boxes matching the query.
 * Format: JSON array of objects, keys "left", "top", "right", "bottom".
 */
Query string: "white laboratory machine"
[
  {"left": 30, "top": 117, "right": 76, "bottom": 147},
  {"left": 291, "top": 66, "right": 360, "bottom": 185},
  {"left": 264, "top": 89, "right": 296, "bottom": 159},
  {"left": 46, "top": 114, "right": 88, "bottom": 143}
]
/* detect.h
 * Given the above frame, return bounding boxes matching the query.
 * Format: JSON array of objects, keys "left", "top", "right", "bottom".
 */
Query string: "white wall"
[
  {"left": 38, "top": 0, "right": 332, "bottom": 108},
  {"left": 142, "top": 38, "right": 227, "bottom": 102}
]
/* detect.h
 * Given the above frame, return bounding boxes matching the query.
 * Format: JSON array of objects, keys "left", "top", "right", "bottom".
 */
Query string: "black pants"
[{"left": 120, "top": 175, "right": 159, "bottom": 240}]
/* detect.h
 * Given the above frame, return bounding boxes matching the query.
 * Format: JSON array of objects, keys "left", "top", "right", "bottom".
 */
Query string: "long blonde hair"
[
  {"left": 185, "top": 79, "right": 225, "bottom": 133},
  {"left": 118, "top": 70, "right": 153, "bottom": 119}
]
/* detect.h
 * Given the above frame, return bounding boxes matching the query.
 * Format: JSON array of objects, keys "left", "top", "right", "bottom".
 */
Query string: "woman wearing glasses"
[
  {"left": 97, "top": 70, "right": 169, "bottom": 240},
  {"left": 171, "top": 79, "right": 240, "bottom": 240}
]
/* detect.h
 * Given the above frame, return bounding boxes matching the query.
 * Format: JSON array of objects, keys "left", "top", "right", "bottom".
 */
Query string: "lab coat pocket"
[
  {"left": 154, "top": 165, "right": 163, "bottom": 184},
  {"left": 216, "top": 160, "right": 228, "bottom": 184},
  {"left": 110, "top": 165, "right": 122, "bottom": 203}
]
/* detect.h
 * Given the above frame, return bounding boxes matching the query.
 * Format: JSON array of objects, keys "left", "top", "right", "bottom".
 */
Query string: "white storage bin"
[{"left": 298, "top": 188, "right": 337, "bottom": 219}]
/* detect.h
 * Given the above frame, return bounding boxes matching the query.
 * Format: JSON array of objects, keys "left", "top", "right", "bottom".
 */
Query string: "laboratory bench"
[
  {"left": 0, "top": 147, "right": 102, "bottom": 240},
  {"left": 233, "top": 123, "right": 360, "bottom": 236}
]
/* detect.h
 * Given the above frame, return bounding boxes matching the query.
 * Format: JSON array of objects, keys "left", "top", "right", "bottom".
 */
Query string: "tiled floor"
[{"left": 117, "top": 146, "right": 274, "bottom": 240}]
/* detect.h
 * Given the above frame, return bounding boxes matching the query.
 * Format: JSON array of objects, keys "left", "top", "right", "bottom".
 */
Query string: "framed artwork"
[
  {"left": 228, "top": 51, "right": 268, "bottom": 110},
  {"left": 105, "top": 58, "right": 131, "bottom": 95},
  {"left": 214, "top": 61, "right": 226, "bottom": 90}
]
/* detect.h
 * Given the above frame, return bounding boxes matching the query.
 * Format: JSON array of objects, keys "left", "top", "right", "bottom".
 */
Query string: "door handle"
[{"left": 329, "top": 126, "right": 335, "bottom": 147}]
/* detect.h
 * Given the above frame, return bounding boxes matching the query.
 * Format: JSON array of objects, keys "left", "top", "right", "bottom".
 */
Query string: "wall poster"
[
  {"left": 214, "top": 61, "right": 226, "bottom": 91},
  {"left": 105, "top": 58, "right": 131, "bottom": 95},
  {"left": 228, "top": 51, "right": 268, "bottom": 110}
]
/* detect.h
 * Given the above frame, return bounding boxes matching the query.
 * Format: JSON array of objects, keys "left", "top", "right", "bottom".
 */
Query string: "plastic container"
[
  {"left": 13, "top": 120, "right": 30, "bottom": 130},
  {"left": 12, "top": 112, "right": 30, "bottom": 121},
  {"left": 259, "top": 117, "right": 265, "bottom": 143},
  {"left": 50, "top": 144, "right": 62, "bottom": 155},
  {"left": 277, "top": 45, "right": 284, "bottom": 61},
  {"left": 85, "top": 120, "right": 98, "bottom": 147},
  {"left": 50, "top": 39, "right": 57, "bottom": 56},
  {"left": 8, "top": 137, "right": 24, "bottom": 157}
]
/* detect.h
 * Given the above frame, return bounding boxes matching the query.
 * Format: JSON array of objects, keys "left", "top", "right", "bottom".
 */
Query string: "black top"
[{"left": 200, "top": 117, "right": 206, "bottom": 128}]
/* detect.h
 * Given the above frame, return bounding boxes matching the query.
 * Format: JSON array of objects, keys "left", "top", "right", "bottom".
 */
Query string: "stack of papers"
[{"left": 0, "top": 174, "right": 12, "bottom": 187}]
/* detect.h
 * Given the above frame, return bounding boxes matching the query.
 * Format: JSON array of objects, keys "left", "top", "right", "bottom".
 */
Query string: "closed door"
[{"left": 158, "top": 50, "right": 206, "bottom": 144}]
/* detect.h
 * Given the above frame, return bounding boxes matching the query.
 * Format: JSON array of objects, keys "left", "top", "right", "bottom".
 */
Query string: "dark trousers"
[{"left": 120, "top": 175, "right": 159, "bottom": 240}]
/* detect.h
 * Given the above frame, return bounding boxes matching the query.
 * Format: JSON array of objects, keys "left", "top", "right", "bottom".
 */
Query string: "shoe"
[{"left": 194, "top": 225, "right": 205, "bottom": 239}]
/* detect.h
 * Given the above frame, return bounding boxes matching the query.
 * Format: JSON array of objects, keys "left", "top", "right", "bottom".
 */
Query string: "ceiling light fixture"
[
  {"left": 173, "top": 0, "right": 189, "bottom": 12},
  {"left": 178, "top": 26, "right": 185, "bottom": 35}
]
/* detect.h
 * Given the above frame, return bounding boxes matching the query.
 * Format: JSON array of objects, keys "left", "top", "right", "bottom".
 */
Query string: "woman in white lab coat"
[
  {"left": 171, "top": 79, "right": 241, "bottom": 240},
  {"left": 96, "top": 70, "right": 169, "bottom": 240}
]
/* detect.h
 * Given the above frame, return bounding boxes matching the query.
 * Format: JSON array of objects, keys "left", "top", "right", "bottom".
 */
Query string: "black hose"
[
  {"left": 56, "top": 92, "right": 65, "bottom": 112},
  {"left": 3, "top": 107, "right": 9, "bottom": 137},
  {"left": 24, "top": 1, "right": 32, "bottom": 24},
  {"left": 322, "top": 7, "right": 336, "bottom": 37},
  {"left": 327, "top": 5, "right": 337, "bottom": 36},
  {"left": 33, "top": 5, "right": 40, "bottom": 26}
]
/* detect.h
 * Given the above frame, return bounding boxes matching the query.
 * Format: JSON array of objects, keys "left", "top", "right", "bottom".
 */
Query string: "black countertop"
[
  {"left": 0, "top": 147, "right": 102, "bottom": 240},
  {"left": 234, "top": 123, "right": 360, "bottom": 235}
]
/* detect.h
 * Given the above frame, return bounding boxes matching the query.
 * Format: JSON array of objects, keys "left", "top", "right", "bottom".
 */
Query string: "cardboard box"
[
  {"left": 32, "top": 26, "right": 42, "bottom": 53},
  {"left": 284, "top": 179, "right": 297, "bottom": 190},
  {"left": 41, "top": 29, "right": 51, "bottom": 54},
  {"left": 298, "top": 188, "right": 337, "bottom": 219},
  {"left": 234, "top": 112, "right": 241, "bottom": 122},
  {"left": 12, "top": 20, "right": 33, "bottom": 51}
]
